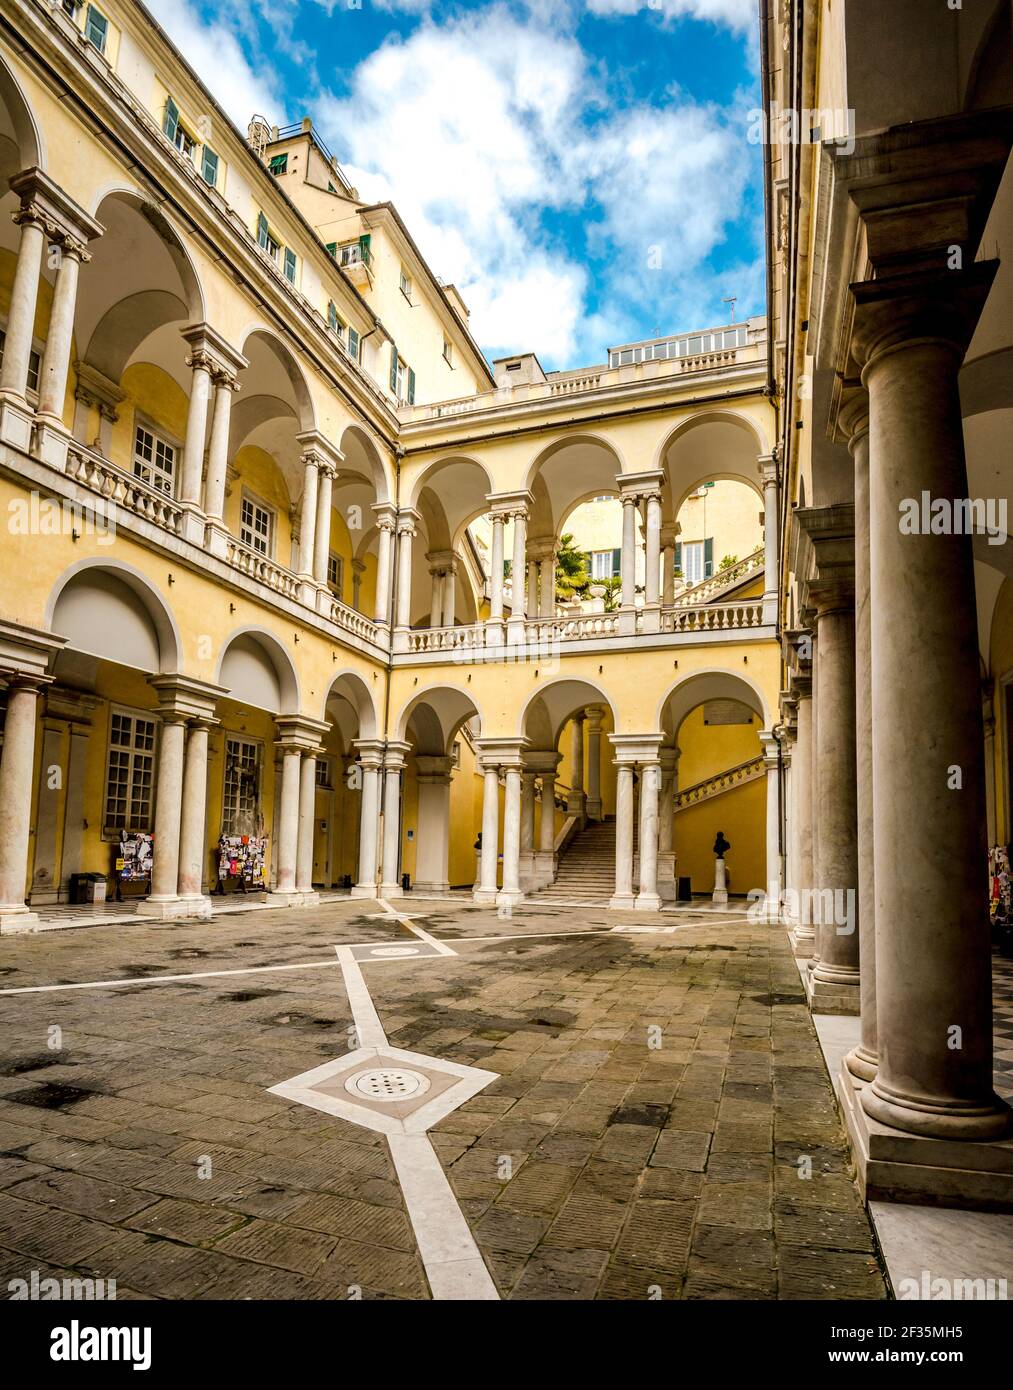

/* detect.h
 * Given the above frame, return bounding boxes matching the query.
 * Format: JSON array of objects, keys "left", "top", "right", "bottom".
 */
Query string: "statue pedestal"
[{"left": 712, "top": 856, "right": 728, "bottom": 905}]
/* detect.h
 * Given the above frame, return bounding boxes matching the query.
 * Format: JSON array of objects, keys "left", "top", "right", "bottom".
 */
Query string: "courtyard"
[{"left": 0, "top": 898, "right": 887, "bottom": 1301}]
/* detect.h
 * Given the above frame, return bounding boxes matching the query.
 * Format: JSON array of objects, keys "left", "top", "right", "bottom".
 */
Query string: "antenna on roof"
[{"left": 722, "top": 296, "right": 737, "bottom": 324}]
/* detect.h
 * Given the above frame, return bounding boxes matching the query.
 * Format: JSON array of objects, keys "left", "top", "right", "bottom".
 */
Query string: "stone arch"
[
  {"left": 657, "top": 668, "right": 771, "bottom": 738},
  {"left": 238, "top": 327, "right": 316, "bottom": 435},
  {"left": 319, "top": 669, "right": 379, "bottom": 741},
  {"left": 339, "top": 423, "right": 392, "bottom": 505},
  {"left": 519, "top": 676, "right": 619, "bottom": 746},
  {"left": 395, "top": 685, "right": 483, "bottom": 754},
  {"left": 0, "top": 51, "right": 43, "bottom": 179},
  {"left": 46, "top": 558, "right": 181, "bottom": 673},
  {"left": 215, "top": 627, "right": 300, "bottom": 714}
]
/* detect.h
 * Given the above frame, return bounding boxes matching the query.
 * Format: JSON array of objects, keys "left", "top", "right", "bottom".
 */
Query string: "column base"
[
  {"left": 585, "top": 798, "right": 603, "bottom": 820},
  {"left": 350, "top": 883, "right": 379, "bottom": 899},
  {"left": 640, "top": 603, "right": 661, "bottom": 634},
  {"left": 473, "top": 887, "right": 498, "bottom": 904},
  {"left": 139, "top": 896, "right": 188, "bottom": 920},
  {"left": 32, "top": 416, "right": 70, "bottom": 470},
  {"left": 0, "top": 906, "right": 41, "bottom": 934},
  {"left": 609, "top": 892, "right": 637, "bottom": 910},
  {"left": 805, "top": 965, "right": 861, "bottom": 1015},
  {"left": 412, "top": 880, "right": 450, "bottom": 895},
  {"left": 264, "top": 889, "right": 319, "bottom": 908},
  {"left": 788, "top": 924, "right": 815, "bottom": 958},
  {"left": 379, "top": 882, "right": 403, "bottom": 899},
  {"left": 392, "top": 628, "right": 411, "bottom": 654},
  {"left": 205, "top": 520, "right": 231, "bottom": 558},
  {"left": 0, "top": 394, "right": 34, "bottom": 451},
  {"left": 635, "top": 892, "right": 662, "bottom": 912},
  {"left": 177, "top": 895, "right": 214, "bottom": 920},
  {"left": 496, "top": 888, "right": 525, "bottom": 908},
  {"left": 844, "top": 1044, "right": 878, "bottom": 1083},
  {"left": 838, "top": 1061, "right": 1013, "bottom": 1210},
  {"left": 179, "top": 505, "right": 208, "bottom": 547},
  {"left": 506, "top": 620, "right": 526, "bottom": 646},
  {"left": 711, "top": 890, "right": 728, "bottom": 905},
  {"left": 484, "top": 621, "right": 505, "bottom": 649},
  {"left": 861, "top": 1073, "right": 1011, "bottom": 1143},
  {"left": 618, "top": 606, "right": 637, "bottom": 636}
]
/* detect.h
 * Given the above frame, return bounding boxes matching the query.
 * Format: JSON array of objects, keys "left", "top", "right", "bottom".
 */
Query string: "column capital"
[
  {"left": 0, "top": 618, "right": 67, "bottom": 680},
  {"left": 757, "top": 452, "right": 779, "bottom": 486},
  {"left": 416, "top": 754, "right": 454, "bottom": 783},
  {"left": 523, "top": 750, "right": 562, "bottom": 775},
  {"left": 73, "top": 361, "right": 127, "bottom": 419},
  {"left": 273, "top": 713, "right": 330, "bottom": 751},
  {"left": 352, "top": 737, "right": 385, "bottom": 771},
  {"left": 851, "top": 263, "right": 998, "bottom": 378},
  {"left": 474, "top": 736, "right": 529, "bottom": 770},
  {"left": 617, "top": 469, "right": 665, "bottom": 501},
  {"left": 758, "top": 729, "right": 781, "bottom": 766},
  {"left": 382, "top": 740, "right": 412, "bottom": 771},
  {"left": 834, "top": 386, "right": 870, "bottom": 452},
  {"left": 659, "top": 746, "right": 681, "bottom": 774},
  {"left": 425, "top": 548, "right": 458, "bottom": 572},
  {"left": 296, "top": 429, "right": 344, "bottom": 472},
  {"left": 147, "top": 675, "right": 228, "bottom": 721},
  {"left": 585, "top": 705, "right": 606, "bottom": 733},
  {"left": 486, "top": 489, "right": 532, "bottom": 521},
  {"left": 608, "top": 732, "right": 663, "bottom": 765},
  {"left": 9, "top": 167, "right": 104, "bottom": 248},
  {"left": 372, "top": 501, "right": 398, "bottom": 533},
  {"left": 796, "top": 505, "right": 855, "bottom": 617},
  {"left": 180, "top": 322, "right": 248, "bottom": 379},
  {"left": 396, "top": 507, "right": 421, "bottom": 536},
  {"left": 351, "top": 557, "right": 367, "bottom": 576}
]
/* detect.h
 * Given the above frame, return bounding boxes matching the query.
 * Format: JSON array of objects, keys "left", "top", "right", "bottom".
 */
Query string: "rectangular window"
[
  {"left": 327, "top": 553, "right": 344, "bottom": 594},
  {"left": 325, "top": 242, "right": 337, "bottom": 259},
  {"left": 104, "top": 710, "right": 156, "bottom": 832},
  {"left": 222, "top": 737, "right": 261, "bottom": 831},
  {"left": 347, "top": 326, "right": 360, "bottom": 361},
  {"left": 340, "top": 242, "right": 361, "bottom": 266},
  {"left": 399, "top": 268, "right": 413, "bottom": 301},
  {"left": 240, "top": 493, "right": 273, "bottom": 556},
  {"left": 133, "top": 423, "right": 175, "bottom": 494},
  {"left": 590, "top": 550, "right": 613, "bottom": 581},
  {"left": 257, "top": 212, "right": 279, "bottom": 261},
  {"left": 269, "top": 153, "right": 288, "bottom": 176},
  {"left": 327, "top": 300, "right": 342, "bottom": 336},
  {"left": 62, "top": 0, "right": 80, "bottom": 15},
  {"left": 315, "top": 757, "right": 331, "bottom": 788},
  {"left": 443, "top": 338, "right": 453, "bottom": 366},
  {"left": 283, "top": 247, "right": 297, "bottom": 284},
  {"left": 84, "top": 4, "right": 108, "bottom": 53},
  {"left": 201, "top": 147, "right": 220, "bottom": 188},
  {"left": 682, "top": 541, "right": 705, "bottom": 585}
]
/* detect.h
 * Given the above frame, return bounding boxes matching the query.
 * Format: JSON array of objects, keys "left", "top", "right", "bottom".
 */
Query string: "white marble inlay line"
[{"left": 377, "top": 897, "right": 458, "bottom": 956}]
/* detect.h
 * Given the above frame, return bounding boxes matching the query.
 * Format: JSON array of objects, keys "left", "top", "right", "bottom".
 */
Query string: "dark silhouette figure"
[{"left": 713, "top": 831, "right": 731, "bottom": 858}]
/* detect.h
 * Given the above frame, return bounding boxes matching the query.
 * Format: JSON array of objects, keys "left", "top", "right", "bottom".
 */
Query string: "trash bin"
[
  {"left": 677, "top": 875, "right": 692, "bottom": 902},
  {"left": 69, "top": 872, "right": 107, "bottom": 905},
  {"left": 401, "top": 872, "right": 411, "bottom": 892}
]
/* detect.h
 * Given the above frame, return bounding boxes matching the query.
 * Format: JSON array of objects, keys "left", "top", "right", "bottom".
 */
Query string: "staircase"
[{"left": 535, "top": 817, "right": 616, "bottom": 903}]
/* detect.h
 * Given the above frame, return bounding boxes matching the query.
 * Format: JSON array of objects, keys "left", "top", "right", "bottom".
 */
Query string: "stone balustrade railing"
[
  {"left": 525, "top": 612, "right": 621, "bottom": 641},
  {"left": 662, "top": 601, "right": 764, "bottom": 633},
  {"left": 673, "top": 548, "right": 764, "bottom": 607},
  {"left": 325, "top": 596, "right": 381, "bottom": 644},
  {"left": 225, "top": 537, "right": 302, "bottom": 601},
  {"left": 65, "top": 445, "right": 185, "bottom": 535},
  {"left": 675, "top": 756, "right": 765, "bottom": 810}
]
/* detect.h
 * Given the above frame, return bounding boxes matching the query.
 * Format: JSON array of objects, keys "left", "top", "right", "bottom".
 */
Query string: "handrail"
[
  {"left": 673, "top": 548, "right": 764, "bottom": 607},
  {"left": 675, "top": 756, "right": 765, "bottom": 810}
]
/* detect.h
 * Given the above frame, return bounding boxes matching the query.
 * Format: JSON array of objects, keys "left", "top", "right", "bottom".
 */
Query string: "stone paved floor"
[{"left": 0, "top": 900, "right": 888, "bottom": 1300}]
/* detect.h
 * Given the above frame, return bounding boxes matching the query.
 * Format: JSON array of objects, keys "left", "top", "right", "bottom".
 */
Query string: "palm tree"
[{"left": 555, "top": 533, "right": 590, "bottom": 603}]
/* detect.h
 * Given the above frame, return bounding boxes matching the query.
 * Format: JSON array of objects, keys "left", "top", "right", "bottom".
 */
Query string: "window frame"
[
  {"left": 84, "top": 3, "right": 108, "bottom": 54},
  {"left": 327, "top": 552, "right": 344, "bottom": 597},
  {"left": 256, "top": 211, "right": 281, "bottom": 262},
  {"left": 103, "top": 706, "right": 158, "bottom": 839},
  {"left": 239, "top": 488, "right": 275, "bottom": 558},
  {"left": 132, "top": 418, "right": 178, "bottom": 496},
  {"left": 200, "top": 146, "right": 220, "bottom": 189},
  {"left": 442, "top": 338, "right": 453, "bottom": 367},
  {"left": 222, "top": 735, "right": 263, "bottom": 833},
  {"left": 268, "top": 153, "right": 289, "bottom": 176},
  {"left": 399, "top": 267, "right": 413, "bottom": 303},
  {"left": 283, "top": 246, "right": 298, "bottom": 285}
]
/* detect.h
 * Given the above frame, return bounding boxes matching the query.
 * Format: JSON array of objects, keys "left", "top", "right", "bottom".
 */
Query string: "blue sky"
[{"left": 149, "top": 0, "right": 763, "bottom": 370}]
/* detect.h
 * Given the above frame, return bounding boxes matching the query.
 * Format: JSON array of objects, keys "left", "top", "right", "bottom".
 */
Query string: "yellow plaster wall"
[{"left": 673, "top": 777, "right": 766, "bottom": 899}]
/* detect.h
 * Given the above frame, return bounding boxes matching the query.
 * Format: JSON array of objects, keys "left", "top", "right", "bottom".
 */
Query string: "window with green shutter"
[
  {"left": 407, "top": 367, "right": 416, "bottom": 406},
  {"left": 269, "top": 153, "right": 288, "bottom": 176},
  {"left": 325, "top": 242, "right": 337, "bottom": 259},
  {"left": 348, "top": 327, "right": 360, "bottom": 361},
  {"left": 327, "top": 301, "right": 340, "bottom": 333},
  {"left": 704, "top": 537, "right": 714, "bottom": 578},
  {"left": 283, "top": 247, "right": 297, "bottom": 284},
  {"left": 358, "top": 233, "right": 371, "bottom": 265},
  {"left": 390, "top": 343, "right": 398, "bottom": 394},
  {"left": 674, "top": 542, "right": 682, "bottom": 575},
  {"left": 612, "top": 547, "right": 621, "bottom": 577},
  {"left": 85, "top": 4, "right": 108, "bottom": 52},
  {"left": 257, "top": 212, "right": 270, "bottom": 249},
  {"left": 201, "top": 147, "right": 219, "bottom": 188},
  {"left": 163, "top": 97, "right": 179, "bottom": 144}
]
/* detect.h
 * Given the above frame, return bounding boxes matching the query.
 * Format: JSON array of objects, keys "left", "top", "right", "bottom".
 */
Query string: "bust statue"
[{"left": 713, "top": 831, "right": 730, "bottom": 858}]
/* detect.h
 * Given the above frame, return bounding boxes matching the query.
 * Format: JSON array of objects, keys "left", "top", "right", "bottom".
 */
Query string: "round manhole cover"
[
  {"left": 371, "top": 946, "right": 420, "bottom": 958},
  {"left": 345, "top": 1068, "right": 432, "bottom": 1103}
]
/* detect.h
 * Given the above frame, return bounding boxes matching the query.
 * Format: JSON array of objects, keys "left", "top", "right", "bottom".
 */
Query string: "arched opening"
[
  {"left": 407, "top": 456, "right": 494, "bottom": 629},
  {"left": 333, "top": 424, "right": 393, "bottom": 618},
  {"left": 309, "top": 670, "right": 381, "bottom": 890},
  {"left": 659, "top": 671, "right": 771, "bottom": 901}
]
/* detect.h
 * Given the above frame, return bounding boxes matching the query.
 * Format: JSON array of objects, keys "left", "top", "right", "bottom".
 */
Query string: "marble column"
[
  {"left": 508, "top": 507, "right": 528, "bottom": 637},
  {"left": 636, "top": 759, "right": 661, "bottom": 911},
  {"left": 0, "top": 206, "right": 45, "bottom": 402},
  {"left": 147, "top": 713, "right": 187, "bottom": 908},
  {"left": 841, "top": 393, "right": 878, "bottom": 1081},
  {"left": 414, "top": 755, "right": 453, "bottom": 893},
  {"left": 759, "top": 730, "right": 781, "bottom": 909},
  {"left": 179, "top": 350, "right": 213, "bottom": 509},
  {"left": 567, "top": 713, "right": 586, "bottom": 817},
  {"left": 540, "top": 548, "right": 556, "bottom": 618},
  {"left": 498, "top": 763, "right": 524, "bottom": 906},
  {"left": 661, "top": 529, "right": 677, "bottom": 607},
  {"left": 620, "top": 494, "right": 637, "bottom": 611},
  {"left": 520, "top": 767, "right": 537, "bottom": 889},
  {"left": 982, "top": 682, "right": 997, "bottom": 848},
  {"left": 585, "top": 707, "right": 604, "bottom": 820},
  {"left": 658, "top": 746, "right": 679, "bottom": 901},
  {"left": 36, "top": 237, "right": 86, "bottom": 425},
  {"left": 643, "top": 490, "right": 662, "bottom": 629},
  {"left": 488, "top": 513, "right": 505, "bottom": 627},
  {"left": 295, "top": 750, "right": 318, "bottom": 897},
  {"left": 527, "top": 557, "right": 538, "bottom": 618},
  {"left": 270, "top": 746, "right": 301, "bottom": 898},
  {"left": 177, "top": 718, "right": 214, "bottom": 914},
  {"left": 808, "top": 581, "right": 860, "bottom": 1012},
  {"left": 789, "top": 674, "right": 815, "bottom": 955},
  {"left": 352, "top": 559, "right": 365, "bottom": 613},
  {"left": 373, "top": 512, "right": 395, "bottom": 624},
  {"left": 351, "top": 750, "right": 382, "bottom": 897},
  {"left": 475, "top": 763, "right": 500, "bottom": 903},
  {"left": 313, "top": 464, "right": 335, "bottom": 585},
  {"left": 854, "top": 268, "right": 1010, "bottom": 1140},
  {"left": 443, "top": 562, "right": 457, "bottom": 627},
  {"left": 380, "top": 745, "right": 408, "bottom": 896},
  {"left": 0, "top": 677, "right": 45, "bottom": 930},
  {"left": 202, "top": 369, "right": 238, "bottom": 539},
  {"left": 298, "top": 456, "right": 319, "bottom": 579},
  {"left": 610, "top": 761, "right": 636, "bottom": 909},
  {"left": 395, "top": 515, "right": 416, "bottom": 630},
  {"left": 428, "top": 565, "right": 444, "bottom": 628}
]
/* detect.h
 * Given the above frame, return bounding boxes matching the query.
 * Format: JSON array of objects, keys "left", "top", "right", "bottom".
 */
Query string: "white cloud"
[
  {"left": 145, "top": 0, "right": 285, "bottom": 127},
  {"left": 585, "top": 0, "right": 756, "bottom": 31}
]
